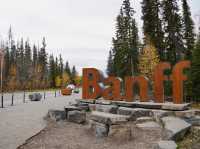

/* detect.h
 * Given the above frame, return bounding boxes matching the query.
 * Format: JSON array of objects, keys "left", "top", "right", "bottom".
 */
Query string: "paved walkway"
[{"left": 0, "top": 92, "right": 80, "bottom": 149}]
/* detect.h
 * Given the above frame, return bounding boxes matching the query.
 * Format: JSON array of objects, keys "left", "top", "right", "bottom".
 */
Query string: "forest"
[
  {"left": 106, "top": 0, "right": 200, "bottom": 100},
  {"left": 0, "top": 27, "right": 80, "bottom": 91}
]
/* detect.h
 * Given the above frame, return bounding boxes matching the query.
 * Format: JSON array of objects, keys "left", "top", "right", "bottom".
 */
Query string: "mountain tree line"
[
  {"left": 107, "top": 0, "right": 199, "bottom": 100},
  {"left": 0, "top": 27, "right": 78, "bottom": 91}
]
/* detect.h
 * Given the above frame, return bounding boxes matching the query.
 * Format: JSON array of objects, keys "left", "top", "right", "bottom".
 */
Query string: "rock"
[
  {"left": 135, "top": 102, "right": 162, "bottom": 109},
  {"left": 111, "top": 101, "right": 136, "bottom": 107},
  {"left": 185, "top": 116, "right": 200, "bottom": 126},
  {"left": 108, "top": 124, "right": 132, "bottom": 141},
  {"left": 96, "top": 100, "right": 112, "bottom": 105},
  {"left": 64, "top": 106, "right": 81, "bottom": 116},
  {"left": 118, "top": 107, "right": 152, "bottom": 121},
  {"left": 161, "top": 116, "right": 191, "bottom": 141},
  {"left": 29, "top": 93, "right": 42, "bottom": 101},
  {"left": 96, "top": 104, "right": 118, "bottom": 114},
  {"left": 46, "top": 110, "right": 66, "bottom": 121},
  {"left": 156, "top": 140, "right": 177, "bottom": 149},
  {"left": 67, "top": 110, "right": 86, "bottom": 124},
  {"left": 136, "top": 121, "right": 161, "bottom": 129},
  {"left": 161, "top": 103, "right": 190, "bottom": 111},
  {"left": 175, "top": 110, "right": 197, "bottom": 118},
  {"left": 77, "top": 103, "right": 89, "bottom": 111},
  {"left": 90, "top": 111, "right": 129, "bottom": 125},
  {"left": 136, "top": 117, "right": 154, "bottom": 123},
  {"left": 76, "top": 99, "right": 95, "bottom": 104},
  {"left": 88, "top": 104, "right": 96, "bottom": 111},
  {"left": 151, "top": 110, "right": 174, "bottom": 122},
  {"left": 89, "top": 120, "right": 108, "bottom": 138}
]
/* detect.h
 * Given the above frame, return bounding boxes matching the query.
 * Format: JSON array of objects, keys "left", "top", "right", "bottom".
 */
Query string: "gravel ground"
[{"left": 18, "top": 120, "right": 163, "bottom": 149}]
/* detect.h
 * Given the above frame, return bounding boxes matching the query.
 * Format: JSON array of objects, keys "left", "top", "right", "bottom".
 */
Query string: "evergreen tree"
[
  {"left": 141, "top": 0, "right": 165, "bottom": 60},
  {"left": 59, "top": 54, "right": 63, "bottom": 76},
  {"left": 182, "top": 0, "right": 195, "bottom": 60},
  {"left": 106, "top": 50, "right": 114, "bottom": 76},
  {"left": 112, "top": 0, "right": 139, "bottom": 78},
  {"left": 65, "top": 61, "right": 71, "bottom": 76},
  {"left": 71, "top": 65, "right": 77, "bottom": 81},
  {"left": 49, "top": 55, "right": 56, "bottom": 87},
  {"left": 24, "top": 40, "right": 32, "bottom": 80},
  {"left": 162, "top": 0, "right": 184, "bottom": 64},
  {"left": 32, "top": 44, "right": 38, "bottom": 68},
  {"left": 191, "top": 29, "right": 200, "bottom": 100},
  {"left": 38, "top": 37, "right": 48, "bottom": 80}
]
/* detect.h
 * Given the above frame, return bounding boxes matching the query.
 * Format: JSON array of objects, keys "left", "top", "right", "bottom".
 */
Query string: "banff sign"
[{"left": 82, "top": 61, "right": 190, "bottom": 104}]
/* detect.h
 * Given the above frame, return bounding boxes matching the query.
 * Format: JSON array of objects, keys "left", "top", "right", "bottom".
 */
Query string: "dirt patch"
[{"left": 18, "top": 120, "right": 163, "bottom": 149}]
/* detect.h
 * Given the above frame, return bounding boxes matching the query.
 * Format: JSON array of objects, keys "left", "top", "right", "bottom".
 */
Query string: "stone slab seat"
[
  {"left": 111, "top": 100, "right": 190, "bottom": 111},
  {"left": 90, "top": 111, "right": 129, "bottom": 125}
]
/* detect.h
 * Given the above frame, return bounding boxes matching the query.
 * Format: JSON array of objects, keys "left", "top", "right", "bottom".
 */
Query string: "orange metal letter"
[
  {"left": 82, "top": 68, "right": 103, "bottom": 99},
  {"left": 170, "top": 61, "right": 191, "bottom": 104},
  {"left": 102, "top": 77, "right": 122, "bottom": 100},
  {"left": 153, "top": 62, "right": 171, "bottom": 103},
  {"left": 125, "top": 76, "right": 148, "bottom": 102}
]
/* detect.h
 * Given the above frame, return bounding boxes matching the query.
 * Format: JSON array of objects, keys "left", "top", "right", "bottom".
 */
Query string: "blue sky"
[{"left": 0, "top": 0, "right": 199, "bottom": 74}]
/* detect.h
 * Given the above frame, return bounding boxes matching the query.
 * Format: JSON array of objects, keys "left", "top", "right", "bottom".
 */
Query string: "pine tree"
[
  {"left": 33, "top": 44, "right": 38, "bottom": 68},
  {"left": 71, "top": 65, "right": 77, "bottom": 82},
  {"left": 141, "top": 0, "right": 164, "bottom": 60},
  {"left": 182, "top": 0, "right": 195, "bottom": 60},
  {"left": 112, "top": 0, "right": 139, "bottom": 78},
  {"left": 58, "top": 54, "right": 63, "bottom": 76},
  {"left": 138, "top": 36, "right": 160, "bottom": 81},
  {"left": 191, "top": 29, "right": 200, "bottom": 100},
  {"left": 162, "top": 0, "right": 184, "bottom": 64},
  {"left": 106, "top": 50, "right": 114, "bottom": 76},
  {"left": 49, "top": 55, "right": 56, "bottom": 88},
  {"left": 65, "top": 61, "right": 71, "bottom": 76},
  {"left": 38, "top": 37, "right": 48, "bottom": 80},
  {"left": 24, "top": 40, "right": 32, "bottom": 80}
]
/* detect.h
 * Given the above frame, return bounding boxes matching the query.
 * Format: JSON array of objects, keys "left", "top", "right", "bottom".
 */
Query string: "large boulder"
[
  {"left": 90, "top": 111, "right": 129, "bottom": 125},
  {"left": 67, "top": 110, "right": 86, "bottom": 124},
  {"left": 29, "top": 93, "right": 42, "bottom": 101},
  {"left": 161, "top": 116, "right": 191, "bottom": 141},
  {"left": 46, "top": 110, "right": 66, "bottom": 121}
]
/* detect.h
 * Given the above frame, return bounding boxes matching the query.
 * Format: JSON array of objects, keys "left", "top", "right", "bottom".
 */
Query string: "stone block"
[
  {"left": 46, "top": 110, "right": 66, "bottom": 121},
  {"left": 96, "top": 104, "right": 118, "bottom": 114},
  {"left": 136, "top": 117, "right": 154, "bottom": 123},
  {"left": 67, "top": 110, "right": 86, "bottom": 124},
  {"left": 118, "top": 107, "right": 152, "bottom": 121},
  {"left": 108, "top": 124, "right": 132, "bottom": 141},
  {"left": 161, "top": 103, "right": 190, "bottom": 111},
  {"left": 89, "top": 120, "right": 108, "bottom": 138},
  {"left": 151, "top": 110, "right": 174, "bottom": 122},
  {"left": 88, "top": 104, "right": 96, "bottom": 111},
  {"left": 185, "top": 116, "right": 200, "bottom": 126},
  {"left": 136, "top": 121, "right": 161, "bottom": 129},
  {"left": 111, "top": 101, "right": 136, "bottom": 108},
  {"left": 64, "top": 106, "right": 81, "bottom": 116},
  {"left": 161, "top": 116, "right": 191, "bottom": 141},
  {"left": 96, "top": 100, "right": 112, "bottom": 105},
  {"left": 155, "top": 140, "right": 177, "bottom": 149},
  {"left": 90, "top": 111, "right": 129, "bottom": 125}
]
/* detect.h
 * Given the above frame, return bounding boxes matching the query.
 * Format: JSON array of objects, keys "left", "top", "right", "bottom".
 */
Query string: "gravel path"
[
  {"left": 0, "top": 91, "right": 80, "bottom": 149},
  {"left": 19, "top": 120, "right": 162, "bottom": 149}
]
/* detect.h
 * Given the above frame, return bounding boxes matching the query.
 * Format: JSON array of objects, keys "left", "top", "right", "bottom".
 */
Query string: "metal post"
[
  {"left": 11, "top": 93, "right": 14, "bottom": 106},
  {"left": 44, "top": 91, "right": 46, "bottom": 99},
  {"left": 1, "top": 51, "right": 4, "bottom": 108},
  {"left": 23, "top": 91, "right": 25, "bottom": 103},
  {"left": 55, "top": 90, "right": 56, "bottom": 98}
]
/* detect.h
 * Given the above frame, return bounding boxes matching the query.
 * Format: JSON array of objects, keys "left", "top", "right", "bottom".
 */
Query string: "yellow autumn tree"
[
  {"left": 55, "top": 75, "right": 62, "bottom": 88},
  {"left": 62, "top": 72, "right": 70, "bottom": 87},
  {"left": 139, "top": 37, "right": 160, "bottom": 81}
]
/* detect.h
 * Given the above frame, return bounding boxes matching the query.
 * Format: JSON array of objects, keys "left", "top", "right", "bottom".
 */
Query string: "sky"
[{"left": 0, "top": 0, "right": 199, "bottom": 74}]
